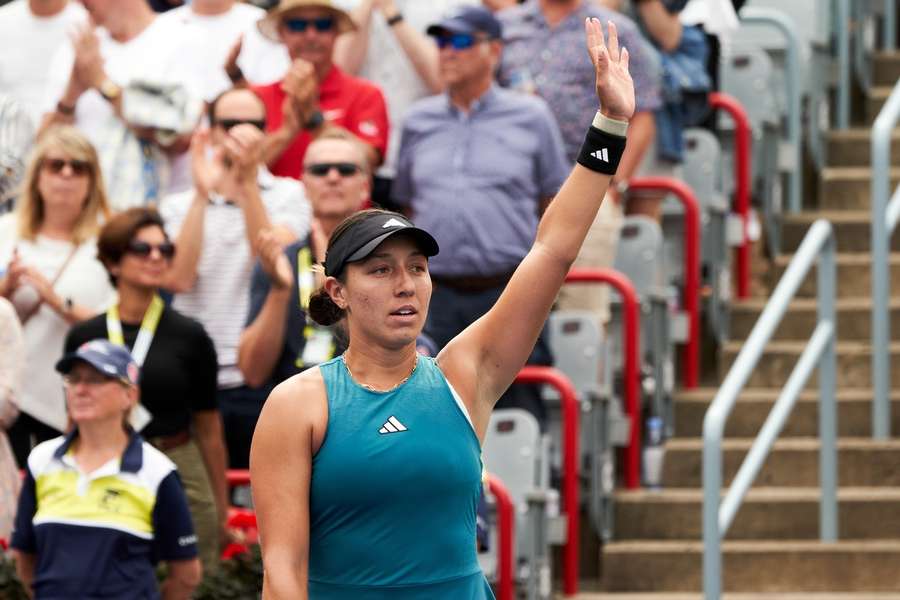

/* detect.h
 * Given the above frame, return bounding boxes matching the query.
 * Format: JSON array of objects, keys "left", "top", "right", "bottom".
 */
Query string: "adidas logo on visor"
[{"left": 382, "top": 218, "right": 406, "bottom": 228}]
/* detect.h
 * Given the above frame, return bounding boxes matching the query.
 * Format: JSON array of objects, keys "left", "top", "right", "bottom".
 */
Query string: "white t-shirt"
[
  {"left": 0, "top": 0, "right": 86, "bottom": 127},
  {"left": 43, "top": 16, "right": 205, "bottom": 209},
  {"left": 333, "top": 0, "right": 477, "bottom": 177},
  {"left": 159, "top": 169, "right": 311, "bottom": 388},
  {"left": 158, "top": 4, "right": 291, "bottom": 102},
  {"left": 0, "top": 215, "right": 116, "bottom": 431}
]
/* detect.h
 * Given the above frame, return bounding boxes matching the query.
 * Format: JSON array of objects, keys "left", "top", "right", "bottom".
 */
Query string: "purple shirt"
[
  {"left": 392, "top": 86, "right": 569, "bottom": 277},
  {"left": 498, "top": 1, "right": 662, "bottom": 160}
]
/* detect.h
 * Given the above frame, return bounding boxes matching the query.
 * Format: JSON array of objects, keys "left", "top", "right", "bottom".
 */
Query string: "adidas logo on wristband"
[{"left": 590, "top": 148, "right": 609, "bottom": 162}]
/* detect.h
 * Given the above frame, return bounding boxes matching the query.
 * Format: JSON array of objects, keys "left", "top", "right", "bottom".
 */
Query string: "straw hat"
[{"left": 257, "top": 0, "right": 357, "bottom": 42}]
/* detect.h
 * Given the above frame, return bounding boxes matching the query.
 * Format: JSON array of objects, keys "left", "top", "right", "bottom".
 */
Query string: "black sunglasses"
[
  {"left": 43, "top": 158, "right": 91, "bottom": 176},
  {"left": 304, "top": 162, "right": 363, "bottom": 177},
  {"left": 283, "top": 17, "right": 335, "bottom": 33},
  {"left": 215, "top": 118, "right": 266, "bottom": 131},
  {"left": 126, "top": 240, "right": 176, "bottom": 260}
]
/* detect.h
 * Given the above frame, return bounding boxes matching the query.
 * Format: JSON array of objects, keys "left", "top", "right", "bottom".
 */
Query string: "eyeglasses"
[
  {"left": 215, "top": 118, "right": 266, "bottom": 132},
  {"left": 126, "top": 240, "right": 176, "bottom": 260},
  {"left": 434, "top": 33, "right": 486, "bottom": 50},
  {"left": 43, "top": 158, "right": 91, "bottom": 176},
  {"left": 62, "top": 372, "right": 120, "bottom": 387},
  {"left": 283, "top": 17, "right": 335, "bottom": 33},
  {"left": 304, "top": 162, "right": 363, "bottom": 177}
]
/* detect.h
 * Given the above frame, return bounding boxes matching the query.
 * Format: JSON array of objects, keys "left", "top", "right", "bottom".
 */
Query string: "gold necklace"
[{"left": 342, "top": 354, "right": 418, "bottom": 393}]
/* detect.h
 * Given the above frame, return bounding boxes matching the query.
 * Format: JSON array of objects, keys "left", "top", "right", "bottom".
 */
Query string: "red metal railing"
[
  {"left": 514, "top": 366, "right": 579, "bottom": 596},
  {"left": 627, "top": 177, "right": 701, "bottom": 389},
  {"left": 485, "top": 474, "right": 515, "bottom": 600},
  {"left": 564, "top": 268, "right": 641, "bottom": 490},
  {"left": 224, "top": 470, "right": 256, "bottom": 559},
  {"left": 709, "top": 92, "right": 753, "bottom": 299}
]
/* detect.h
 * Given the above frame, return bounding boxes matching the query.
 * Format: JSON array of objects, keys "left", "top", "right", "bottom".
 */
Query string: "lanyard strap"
[{"left": 106, "top": 295, "right": 164, "bottom": 367}]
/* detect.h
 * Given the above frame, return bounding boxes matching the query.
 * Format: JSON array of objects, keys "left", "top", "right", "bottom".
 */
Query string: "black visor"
[{"left": 324, "top": 213, "right": 440, "bottom": 278}]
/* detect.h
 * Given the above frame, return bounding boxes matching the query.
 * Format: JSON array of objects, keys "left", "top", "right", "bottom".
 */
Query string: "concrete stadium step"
[
  {"left": 826, "top": 128, "right": 900, "bottom": 168},
  {"left": 599, "top": 540, "right": 900, "bottom": 592},
  {"left": 819, "top": 167, "right": 900, "bottom": 210},
  {"left": 614, "top": 488, "right": 900, "bottom": 541},
  {"left": 782, "top": 211, "right": 898, "bottom": 254},
  {"left": 720, "top": 340, "right": 900, "bottom": 388},
  {"left": 729, "top": 297, "right": 900, "bottom": 341},
  {"left": 661, "top": 438, "right": 900, "bottom": 488},
  {"left": 571, "top": 594, "right": 900, "bottom": 600},
  {"left": 866, "top": 86, "right": 894, "bottom": 126},
  {"left": 673, "top": 388, "right": 900, "bottom": 438},
  {"left": 873, "top": 51, "right": 900, "bottom": 87},
  {"left": 771, "top": 253, "right": 900, "bottom": 299}
]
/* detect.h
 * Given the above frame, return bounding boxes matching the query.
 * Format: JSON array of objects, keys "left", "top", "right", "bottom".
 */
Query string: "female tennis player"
[{"left": 251, "top": 17, "right": 635, "bottom": 599}]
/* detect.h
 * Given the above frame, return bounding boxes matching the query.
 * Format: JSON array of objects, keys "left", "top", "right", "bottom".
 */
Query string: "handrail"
[
  {"left": 885, "top": 0, "right": 896, "bottom": 51},
  {"left": 627, "top": 177, "right": 700, "bottom": 388},
  {"left": 834, "top": 0, "right": 851, "bottom": 130},
  {"left": 739, "top": 7, "right": 803, "bottom": 214},
  {"left": 565, "top": 267, "right": 641, "bottom": 489},
  {"left": 708, "top": 92, "right": 752, "bottom": 299},
  {"left": 702, "top": 219, "right": 837, "bottom": 600},
  {"left": 227, "top": 469, "right": 251, "bottom": 488},
  {"left": 514, "top": 366, "right": 580, "bottom": 597},
  {"left": 870, "top": 80, "right": 900, "bottom": 439},
  {"left": 485, "top": 474, "right": 515, "bottom": 600}
]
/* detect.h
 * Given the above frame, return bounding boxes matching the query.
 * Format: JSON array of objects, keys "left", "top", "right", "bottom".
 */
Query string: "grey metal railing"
[
  {"left": 739, "top": 7, "right": 802, "bottom": 213},
  {"left": 885, "top": 0, "right": 896, "bottom": 51},
  {"left": 871, "top": 80, "right": 900, "bottom": 440},
  {"left": 702, "top": 219, "right": 838, "bottom": 600},
  {"left": 834, "top": 0, "right": 851, "bottom": 129}
]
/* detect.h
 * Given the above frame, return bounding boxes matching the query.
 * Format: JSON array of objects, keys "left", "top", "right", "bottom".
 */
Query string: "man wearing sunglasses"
[
  {"left": 158, "top": 87, "right": 311, "bottom": 469},
  {"left": 391, "top": 5, "right": 568, "bottom": 426},
  {"left": 237, "top": 131, "right": 368, "bottom": 410},
  {"left": 252, "top": 0, "right": 389, "bottom": 180}
]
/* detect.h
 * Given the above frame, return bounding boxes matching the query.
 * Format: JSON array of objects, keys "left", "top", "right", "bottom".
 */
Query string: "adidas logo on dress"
[
  {"left": 378, "top": 416, "right": 408, "bottom": 434},
  {"left": 590, "top": 148, "right": 609, "bottom": 162}
]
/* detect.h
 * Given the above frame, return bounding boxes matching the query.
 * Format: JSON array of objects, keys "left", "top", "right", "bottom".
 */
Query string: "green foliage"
[
  {"left": 0, "top": 552, "right": 29, "bottom": 600},
  {"left": 193, "top": 546, "right": 264, "bottom": 600}
]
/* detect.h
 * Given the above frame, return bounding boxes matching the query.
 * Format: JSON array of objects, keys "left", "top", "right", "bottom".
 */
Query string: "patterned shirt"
[{"left": 497, "top": 0, "right": 662, "bottom": 160}]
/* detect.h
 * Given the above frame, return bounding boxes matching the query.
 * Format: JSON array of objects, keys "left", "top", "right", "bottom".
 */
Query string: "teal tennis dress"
[{"left": 309, "top": 355, "right": 495, "bottom": 599}]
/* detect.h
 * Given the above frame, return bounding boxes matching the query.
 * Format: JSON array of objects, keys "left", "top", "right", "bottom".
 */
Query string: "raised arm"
[
  {"left": 238, "top": 231, "right": 295, "bottom": 387},
  {"left": 439, "top": 19, "right": 635, "bottom": 429},
  {"left": 333, "top": 0, "right": 377, "bottom": 75},
  {"left": 251, "top": 375, "right": 320, "bottom": 599}
]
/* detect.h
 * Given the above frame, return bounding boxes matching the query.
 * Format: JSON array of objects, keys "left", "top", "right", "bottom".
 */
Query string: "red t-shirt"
[{"left": 254, "top": 66, "right": 389, "bottom": 179}]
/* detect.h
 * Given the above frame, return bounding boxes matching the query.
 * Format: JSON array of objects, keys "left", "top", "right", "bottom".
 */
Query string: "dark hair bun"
[{"left": 308, "top": 288, "right": 345, "bottom": 327}]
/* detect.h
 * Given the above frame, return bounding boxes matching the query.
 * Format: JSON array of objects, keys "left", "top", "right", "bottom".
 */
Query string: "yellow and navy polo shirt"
[{"left": 11, "top": 429, "right": 197, "bottom": 600}]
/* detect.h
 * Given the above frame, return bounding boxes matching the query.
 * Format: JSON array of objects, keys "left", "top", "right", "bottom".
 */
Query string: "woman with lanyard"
[
  {"left": 251, "top": 20, "right": 634, "bottom": 599},
  {"left": 64, "top": 207, "right": 228, "bottom": 572}
]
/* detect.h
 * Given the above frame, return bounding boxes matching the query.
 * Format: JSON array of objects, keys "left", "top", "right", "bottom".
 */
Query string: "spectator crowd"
[{"left": 0, "top": 0, "right": 741, "bottom": 596}]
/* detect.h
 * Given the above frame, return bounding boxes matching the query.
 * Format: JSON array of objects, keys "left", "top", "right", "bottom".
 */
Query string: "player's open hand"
[{"left": 585, "top": 18, "right": 635, "bottom": 123}]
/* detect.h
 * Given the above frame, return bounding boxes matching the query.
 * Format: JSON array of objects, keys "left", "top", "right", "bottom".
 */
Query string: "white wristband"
[{"left": 593, "top": 112, "right": 629, "bottom": 136}]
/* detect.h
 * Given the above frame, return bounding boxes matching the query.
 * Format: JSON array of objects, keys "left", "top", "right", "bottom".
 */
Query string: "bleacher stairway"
[{"left": 573, "top": 51, "right": 900, "bottom": 599}]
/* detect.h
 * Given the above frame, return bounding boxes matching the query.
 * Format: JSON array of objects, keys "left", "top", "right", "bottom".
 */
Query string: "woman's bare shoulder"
[{"left": 256, "top": 367, "right": 329, "bottom": 449}]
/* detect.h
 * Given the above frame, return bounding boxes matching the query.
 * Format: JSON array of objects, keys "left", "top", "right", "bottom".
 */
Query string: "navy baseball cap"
[
  {"left": 426, "top": 6, "right": 503, "bottom": 40},
  {"left": 56, "top": 339, "right": 140, "bottom": 386},
  {"left": 324, "top": 212, "right": 439, "bottom": 278}
]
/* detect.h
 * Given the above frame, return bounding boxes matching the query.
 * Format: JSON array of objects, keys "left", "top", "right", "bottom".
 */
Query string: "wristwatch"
[
  {"left": 98, "top": 78, "right": 122, "bottom": 103},
  {"left": 386, "top": 13, "right": 404, "bottom": 27},
  {"left": 303, "top": 110, "right": 325, "bottom": 131}
]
